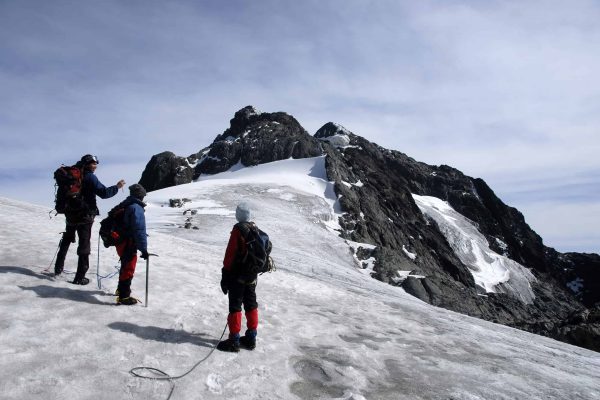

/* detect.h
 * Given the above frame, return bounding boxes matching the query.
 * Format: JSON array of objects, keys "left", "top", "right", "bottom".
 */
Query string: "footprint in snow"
[{"left": 206, "top": 373, "right": 223, "bottom": 394}]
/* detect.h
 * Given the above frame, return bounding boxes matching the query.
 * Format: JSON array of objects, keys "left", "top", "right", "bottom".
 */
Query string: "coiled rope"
[{"left": 129, "top": 322, "right": 228, "bottom": 400}]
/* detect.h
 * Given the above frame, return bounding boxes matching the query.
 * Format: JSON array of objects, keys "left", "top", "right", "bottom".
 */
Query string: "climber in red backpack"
[{"left": 54, "top": 154, "right": 125, "bottom": 285}]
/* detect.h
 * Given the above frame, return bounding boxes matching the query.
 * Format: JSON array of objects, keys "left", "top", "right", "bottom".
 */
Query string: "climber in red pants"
[{"left": 217, "top": 203, "right": 264, "bottom": 352}]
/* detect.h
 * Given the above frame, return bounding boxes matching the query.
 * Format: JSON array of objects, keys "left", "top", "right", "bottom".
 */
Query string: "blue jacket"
[
  {"left": 122, "top": 196, "right": 148, "bottom": 253},
  {"left": 82, "top": 171, "right": 119, "bottom": 215}
]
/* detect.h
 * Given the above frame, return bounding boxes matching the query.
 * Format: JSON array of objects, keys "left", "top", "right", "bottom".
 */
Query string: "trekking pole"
[
  {"left": 145, "top": 254, "right": 159, "bottom": 308},
  {"left": 44, "top": 234, "right": 64, "bottom": 273}
]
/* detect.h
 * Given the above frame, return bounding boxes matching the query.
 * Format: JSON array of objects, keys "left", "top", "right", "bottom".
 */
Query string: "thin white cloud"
[{"left": 1, "top": 0, "right": 599, "bottom": 252}]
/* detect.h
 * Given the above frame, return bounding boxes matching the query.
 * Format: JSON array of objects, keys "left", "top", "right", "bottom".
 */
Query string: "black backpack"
[
  {"left": 53, "top": 164, "right": 85, "bottom": 215},
  {"left": 236, "top": 222, "right": 274, "bottom": 275},
  {"left": 99, "top": 200, "right": 132, "bottom": 248}
]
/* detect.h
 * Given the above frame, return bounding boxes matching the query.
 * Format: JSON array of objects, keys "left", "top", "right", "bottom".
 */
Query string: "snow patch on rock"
[{"left": 412, "top": 194, "right": 537, "bottom": 304}]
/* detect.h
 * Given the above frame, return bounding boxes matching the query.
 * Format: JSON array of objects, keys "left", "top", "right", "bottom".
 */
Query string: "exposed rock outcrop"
[
  {"left": 315, "top": 121, "right": 598, "bottom": 351},
  {"left": 138, "top": 151, "right": 193, "bottom": 192},
  {"left": 139, "top": 106, "right": 323, "bottom": 191}
]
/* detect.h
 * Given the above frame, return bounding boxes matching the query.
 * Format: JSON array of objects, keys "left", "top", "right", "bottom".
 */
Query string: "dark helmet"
[{"left": 81, "top": 154, "right": 99, "bottom": 164}]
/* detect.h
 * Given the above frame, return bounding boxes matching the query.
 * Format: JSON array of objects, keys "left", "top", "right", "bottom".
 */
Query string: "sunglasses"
[{"left": 84, "top": 155, "right": 99, "bottom": 164}]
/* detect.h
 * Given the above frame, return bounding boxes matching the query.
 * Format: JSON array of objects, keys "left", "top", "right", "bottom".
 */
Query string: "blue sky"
[{"left": 1, "top": 0, "right": 599, "bottom": 254}]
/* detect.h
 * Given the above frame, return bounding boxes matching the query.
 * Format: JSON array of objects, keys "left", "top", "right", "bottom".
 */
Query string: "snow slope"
[{"left": 1, "top": 157, "right": 599, "bottom": 400}]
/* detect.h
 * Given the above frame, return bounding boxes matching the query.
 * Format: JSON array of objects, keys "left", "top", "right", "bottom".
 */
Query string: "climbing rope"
[
  {"left": 96, "top": 264, "right": 120, "bottom": 290},
  {"left": 129, "top": 322, "right": 228, "bottom": 400},
  {"left": 95, "top": 236, "right": 121, "bottom": 289},
  {"left": 43, "top": 234, "right": 63, "bottom": 273},
  {"left": 43, "top": 234, "right": 76, "bottom": 276}
]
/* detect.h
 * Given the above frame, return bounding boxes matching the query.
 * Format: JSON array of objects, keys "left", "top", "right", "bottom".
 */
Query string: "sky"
[
  {"left": 1, "top": 0, "right": 599, "bottom": 254},
  {"left": 1, "top": 159, "right": 599, "bottom": 399}
]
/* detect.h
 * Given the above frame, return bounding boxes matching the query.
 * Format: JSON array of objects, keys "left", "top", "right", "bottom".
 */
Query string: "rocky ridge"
[
  {"left": 139, "top": 106, "right": 600, "bottom": 351},
  {"left": 139, "top": 106, "right": 321, "bottom": 191}
]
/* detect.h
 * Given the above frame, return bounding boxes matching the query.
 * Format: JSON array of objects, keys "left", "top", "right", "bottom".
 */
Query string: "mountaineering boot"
[
  {"left": 117, "top": 277, "right": 132, "bottom": 299},
  {"left": 117, "top": 296, "right": 139, "bottom": 305},
  {"left": 72, "top": 255, "right": 90, "bottom": 285},
  {"left": 217, "top": 336, "right": 240, "bottom": 353},
  {"left": 54, "top": 265, "right": 63, "bottom": 276},
  {"left": 240, "top": 329, "right": 257, "bottom": 350},
  {"left": 239, "top": 335, "right": 256, "bottom": 350}
]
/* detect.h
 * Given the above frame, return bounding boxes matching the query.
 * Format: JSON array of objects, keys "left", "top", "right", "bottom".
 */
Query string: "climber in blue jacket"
[{"left": 113, "top": 184, "right": 149, "bottom": 305}]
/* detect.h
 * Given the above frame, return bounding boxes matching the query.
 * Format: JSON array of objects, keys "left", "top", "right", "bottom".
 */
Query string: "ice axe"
[{"left": 145, "top": 253, "right": 159, "bottom": 307}]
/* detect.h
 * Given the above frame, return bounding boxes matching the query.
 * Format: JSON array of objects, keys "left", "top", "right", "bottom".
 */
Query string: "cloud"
[{"left": 1, "top": 0, "right": 599, "bottom": 252}]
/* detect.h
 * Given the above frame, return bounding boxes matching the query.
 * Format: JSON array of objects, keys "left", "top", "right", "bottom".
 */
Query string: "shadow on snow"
[
  {"left": 0, "top": 265, "right": 55, "bottom": 281},
  {"left": 108, "top": 321, "right": 220, "bottom": 348},
  {"left": 18, "top": 284, "right": 108, "bottom": 305}
]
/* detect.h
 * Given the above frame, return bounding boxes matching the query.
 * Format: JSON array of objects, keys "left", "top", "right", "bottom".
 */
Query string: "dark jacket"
[
  {"left": 81, "top": 170, "right": 119, "bottom": 216},
  {"left": 121, "top": 196, "right": 148, "bottom": 253}
]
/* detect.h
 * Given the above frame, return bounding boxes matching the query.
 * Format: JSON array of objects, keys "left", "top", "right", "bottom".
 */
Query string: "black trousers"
[
  {"left": 55, "top": 221, "right": 93, "bottom": 279},
  {"left": 228, "top": 280, "right": 258, "bottom": 313}
]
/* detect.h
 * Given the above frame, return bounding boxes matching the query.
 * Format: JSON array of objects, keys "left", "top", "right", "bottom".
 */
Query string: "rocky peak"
[
  {"left": 196, "top": 106, "right": 323, "bottom": 176},
  {"left": 138, "top": 151, "right": 194, "bottom": 192},
  {"left": 139, "top": 107, "right": 324, "bottom": 190},
  {"left": 216, "top": 105, "right": 265, "bottom": 139},
  {"left": 315, "top": 122, "right": 356, "bottom": 148}
]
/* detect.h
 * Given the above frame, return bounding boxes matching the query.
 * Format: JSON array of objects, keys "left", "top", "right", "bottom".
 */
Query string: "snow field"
[{"left": 1, "top": 157, "right": 599, "bottom": 399}]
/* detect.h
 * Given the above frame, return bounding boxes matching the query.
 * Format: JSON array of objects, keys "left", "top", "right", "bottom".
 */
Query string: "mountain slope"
[
  {"left": 316, "top": 122, "right": 600, "bottom": 350},
  {"left": 1, "top": 161, "right": 600, "bottom": 399},
  {"left": 137, "top": 106, "right": 600, "bottom": 351}
]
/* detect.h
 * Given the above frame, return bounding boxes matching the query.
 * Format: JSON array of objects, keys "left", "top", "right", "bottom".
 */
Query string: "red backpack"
[{"left": 53, "top": 165, "right": 84, "bottom": 214}]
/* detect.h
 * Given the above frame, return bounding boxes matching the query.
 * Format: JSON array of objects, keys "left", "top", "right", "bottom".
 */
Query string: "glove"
[
  {"left": 140, "top": 250, "right": 149, "bottom": 260},
  {"left": 220, "top": 268, "right": 230, "bottom": 295},
  {"left": 220, "top": 279, "right": 228, "bottom": 295}
]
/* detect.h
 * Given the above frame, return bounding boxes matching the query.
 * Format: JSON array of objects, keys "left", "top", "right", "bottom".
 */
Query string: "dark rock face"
[
  {"left": 138, "top": 152, "right": 194, "bottom": 192},
  {"left": 138, "top": 106, "right": 323, "bottom": 192},
  {"left": 315, "top": 121, "right": 599, "bottom": 352},
  {"left": 194, "top": 106, "right": 323, "bottom": 177},
  {"left": 139, "top": 109, "right": 599, "bottom": 352},
  {"left": 548, "top": 251, "right": 600, "bottom": 308},
  {"left": 515, "top": 305, "right": 600, "bottom": 352}
]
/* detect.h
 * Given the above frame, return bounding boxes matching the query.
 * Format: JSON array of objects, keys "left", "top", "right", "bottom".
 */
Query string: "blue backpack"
[{"left": 99, "top": 199, "right": 133, "bottom": 248}]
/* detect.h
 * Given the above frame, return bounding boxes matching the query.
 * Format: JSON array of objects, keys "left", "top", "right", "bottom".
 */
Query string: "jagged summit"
[
  {"left": 215, "top": 105, "right": 290, "bottom": 140},
  {"left": 139, "top": 106, "right": 323, "bottom": 191},
  {"left": 315, "top": 122, "right": 355, "bottom": 148},
  {"left": 138, "top": 107, "right": 600, "bottom": 352},
  {"left": 199, "top": 106, "right": 322, "bottom": 175}
]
